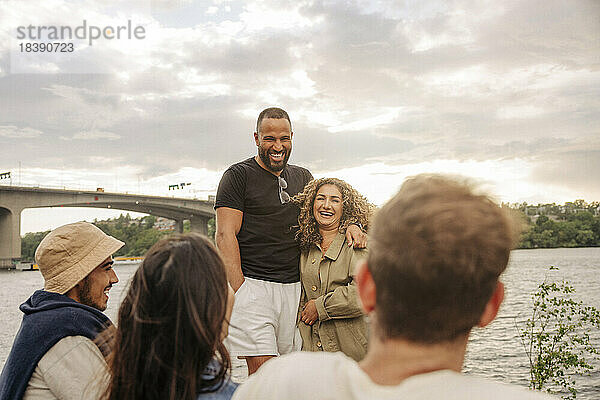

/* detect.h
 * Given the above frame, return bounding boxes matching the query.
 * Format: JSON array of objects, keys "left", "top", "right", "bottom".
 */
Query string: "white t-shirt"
[{"left": 232, "top": 352, "right": 555, "bottom": 400}]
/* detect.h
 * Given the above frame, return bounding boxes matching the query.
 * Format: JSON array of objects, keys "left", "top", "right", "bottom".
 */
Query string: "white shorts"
[{"left": 224, "top": 277, "right": 301, "bottom": 357}]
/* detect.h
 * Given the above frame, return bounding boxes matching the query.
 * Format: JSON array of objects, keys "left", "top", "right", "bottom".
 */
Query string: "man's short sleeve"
[
  {"left": 304, "top": 169, "right": 314, "bottom": 186},
  {"left": 214, "top": 166, "right": 246, "bottom": 212}
]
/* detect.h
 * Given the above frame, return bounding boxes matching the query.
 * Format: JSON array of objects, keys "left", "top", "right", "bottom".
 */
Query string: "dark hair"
[
  {"left": 293, "top": 177, "right": 374, "bottom": 251},
  {"left": 101, "top": 233, "right": 231, "bottom": 400},
  {"left": 368, "top": 174, "right": 518, "bottom": 343},
  {"left": 256, "top": 107, "right": 292, "bottom": 133}
]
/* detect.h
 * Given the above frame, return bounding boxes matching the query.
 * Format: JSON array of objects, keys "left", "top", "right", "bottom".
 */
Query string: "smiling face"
[
  {"left": 77, "top": 256, "right": 119, "bottom": 311},
  {"left": 313, "top": 184, "right": 344, "bottom": 231},
  {"left": 254, "top": 117, "right": 293, "bottom": 174}
]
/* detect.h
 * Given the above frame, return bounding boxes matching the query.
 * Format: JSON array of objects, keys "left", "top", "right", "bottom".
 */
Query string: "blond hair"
[{"left": 368, "top": 174, "right": 518, "bottom": 343}]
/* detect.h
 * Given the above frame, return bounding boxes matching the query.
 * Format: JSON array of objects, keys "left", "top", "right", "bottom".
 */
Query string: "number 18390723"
[{"left": 19, "top": 42, "right": 74, "bottom": 52}]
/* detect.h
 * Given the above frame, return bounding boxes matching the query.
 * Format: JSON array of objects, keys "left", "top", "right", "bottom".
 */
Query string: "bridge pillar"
[
  {"left": 189, "top": 215, "right": 210, "bottom": 237},
  {"left": 175, "top": 219, "right": 184, "bottom": 234},
  {"left": 0, "top": 207, "right": 21, "bottom": 268}
]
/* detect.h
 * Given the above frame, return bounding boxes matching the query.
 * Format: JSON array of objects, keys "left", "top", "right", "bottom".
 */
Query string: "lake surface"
[{"left": 1, "top": 248, "right": 599, "bottom": 398}]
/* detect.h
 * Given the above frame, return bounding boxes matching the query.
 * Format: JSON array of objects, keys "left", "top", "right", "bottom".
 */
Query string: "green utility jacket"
[{"left": 298, "top": 232, "right": 368, "bottom": 361}]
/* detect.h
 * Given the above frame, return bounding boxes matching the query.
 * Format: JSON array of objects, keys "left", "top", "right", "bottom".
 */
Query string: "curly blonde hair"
[{"left": 293, "top": 178, "right": 374, "bottom": 251}]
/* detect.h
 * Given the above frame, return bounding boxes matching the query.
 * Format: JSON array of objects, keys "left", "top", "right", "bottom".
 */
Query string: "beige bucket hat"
[{"left": 35, "top": 221, "right": 124, "bottom": 294}]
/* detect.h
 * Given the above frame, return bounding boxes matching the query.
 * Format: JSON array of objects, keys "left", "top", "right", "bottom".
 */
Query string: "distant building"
[
  {"left": 154, "top": 217, "right": 176, "bottom": 232},
  {"left": 101, "top": 216, "right": 139, "bottom": 227}
]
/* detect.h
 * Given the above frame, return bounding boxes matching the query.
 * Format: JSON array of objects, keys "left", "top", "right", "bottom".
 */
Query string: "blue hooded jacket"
[{"left": 0, "top": 290, "right": 111, "bottom": 400}]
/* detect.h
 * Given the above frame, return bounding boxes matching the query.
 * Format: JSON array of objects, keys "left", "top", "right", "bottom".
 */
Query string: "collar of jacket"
[{"left": 318, "top": 232, "right": 346, "bottom": 261}]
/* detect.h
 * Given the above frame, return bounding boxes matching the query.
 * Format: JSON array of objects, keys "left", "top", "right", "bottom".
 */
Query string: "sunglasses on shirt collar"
[{"left": 278, "top": 176, "right": 291, "bottom": 204}]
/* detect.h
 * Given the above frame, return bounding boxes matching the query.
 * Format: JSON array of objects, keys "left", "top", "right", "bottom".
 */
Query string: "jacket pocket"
[{"left": 333, "top": 317, "right": 368, "bottom": 361}]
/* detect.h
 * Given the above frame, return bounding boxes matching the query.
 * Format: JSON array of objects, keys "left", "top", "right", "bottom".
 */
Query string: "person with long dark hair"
[{"left": 100, "top": 233, "right": 237, "bottom": 400}]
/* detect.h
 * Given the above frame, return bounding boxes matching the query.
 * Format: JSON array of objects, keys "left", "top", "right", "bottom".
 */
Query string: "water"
[
  {"left": 464, "top": 248, "right": 600, "bottom": 398},
  {"left": 1, "top": 248, "right": 599, "bottom": 398}
]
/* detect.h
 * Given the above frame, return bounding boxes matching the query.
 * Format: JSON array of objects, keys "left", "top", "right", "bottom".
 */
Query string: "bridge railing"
[
  {"left": 0, "top": 182, "right": 216, "bottom": 201},
  {"left": 0, "top": 182, "right": 74, "bottom": 191}
]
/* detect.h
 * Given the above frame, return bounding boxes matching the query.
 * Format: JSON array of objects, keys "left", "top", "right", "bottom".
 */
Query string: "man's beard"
[
  {"left": 258, "top": 147, "right": 290, "bottom": 173},
  {"left": 78, "top": 276, "right": 106, "bottom": 311}
]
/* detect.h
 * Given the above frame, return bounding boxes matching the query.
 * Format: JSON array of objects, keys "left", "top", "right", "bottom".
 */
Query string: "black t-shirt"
[{"left": 214, "top": 157, "right": 313, "bottom": 283}]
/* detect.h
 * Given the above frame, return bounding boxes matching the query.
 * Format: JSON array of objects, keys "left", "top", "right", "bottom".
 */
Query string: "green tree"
[
  {"left": 516, "top": 209, "right": 600, "bottom": 248},
  {"left": 94, "top": 214, "right": 167, "bottom": 257},
  {"left": 207, "top": 217, "right": 215, "bottom": 241},
  {"left": 20, "top": 230, "right": 50, "bottom": 261},
  {"left": 518, "top": 267, "right": 600, "bottom": 399},
  {"left": 128, "top": 229, "right": 167, "bottom": 256},
  {"left": 20, "top": 213, "right": 215, "bottom": 260},
  {"left": 558, "top": 223, "right": 578, "bottom": 247},
  {"left": 536, "top": 215, "right": 555, "bottom": 231},
  {"left": 141, "top": 215, "right": 157, "bottom": 229},
  {"left": 539, "top": 229, "right": 558, "bottom": 248},
  {"left": 575, "top": 230, "right": 594, "bottom": 246},
  {"left": 591, "top": 218, "right": 600, "bottom": 244}
]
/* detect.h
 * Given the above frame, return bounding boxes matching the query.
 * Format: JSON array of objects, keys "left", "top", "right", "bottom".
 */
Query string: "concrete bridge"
[{"left": 0, "top": 185, "right": 215, "bottom": 268}]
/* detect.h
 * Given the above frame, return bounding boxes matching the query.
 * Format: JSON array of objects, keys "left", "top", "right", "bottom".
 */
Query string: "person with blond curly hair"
[{"left": 293, "top": 178, "right": 374, "bottom": 361}]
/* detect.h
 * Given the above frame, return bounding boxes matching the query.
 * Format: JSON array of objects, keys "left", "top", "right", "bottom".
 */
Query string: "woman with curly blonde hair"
[{"left": 293, "top": 178, "right": 374, "bottom": 361}]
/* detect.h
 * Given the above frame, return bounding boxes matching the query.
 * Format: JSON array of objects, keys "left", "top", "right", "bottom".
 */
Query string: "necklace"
[{"left": 320, "top": 230, "right": 337, "bottom": 255}]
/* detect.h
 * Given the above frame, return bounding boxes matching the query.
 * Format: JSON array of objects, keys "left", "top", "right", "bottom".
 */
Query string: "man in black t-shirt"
[{"left": 215, "top": 107, "right": 366, "bottom": 375}]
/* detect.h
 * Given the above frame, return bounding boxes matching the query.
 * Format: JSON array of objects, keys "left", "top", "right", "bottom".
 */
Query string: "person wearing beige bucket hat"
[
  {"left": 36, "top": 221, "right": 124, "bottom": 309},
  {"left": 0, "top": 222, "right": 124, "bottom": 400}
]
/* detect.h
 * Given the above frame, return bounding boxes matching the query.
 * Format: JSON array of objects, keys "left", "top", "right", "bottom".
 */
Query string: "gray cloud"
[
  {"left": 1, "top": 0, "right": 599, "bottom": 201},
  {"left": 531, "top": 148, "right": 600, "bottom": 200},
  {"left": 0, "top": 125, "right": 43, "bottom": 138}
]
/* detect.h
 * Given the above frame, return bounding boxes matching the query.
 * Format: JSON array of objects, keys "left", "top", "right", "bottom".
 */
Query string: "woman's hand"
[{"left": 301, "top": 299, "right": 319, "bottom": 325}]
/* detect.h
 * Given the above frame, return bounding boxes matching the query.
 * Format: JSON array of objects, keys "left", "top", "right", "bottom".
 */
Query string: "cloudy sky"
[{"left": 1, "top": 0, "right": 599, "bottom": 234}]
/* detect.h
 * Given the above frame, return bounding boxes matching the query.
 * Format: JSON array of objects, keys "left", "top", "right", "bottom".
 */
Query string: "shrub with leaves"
[{"left": 518, "top": 266, "right": 600, "bottom": 399}]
